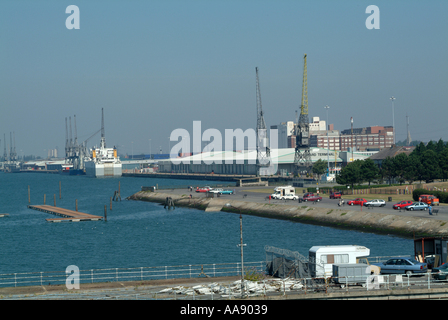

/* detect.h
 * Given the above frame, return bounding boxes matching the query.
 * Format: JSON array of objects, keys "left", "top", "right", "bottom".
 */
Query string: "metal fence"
[{"left": 0, "top": 261, "right": 265, "bottom": 288}]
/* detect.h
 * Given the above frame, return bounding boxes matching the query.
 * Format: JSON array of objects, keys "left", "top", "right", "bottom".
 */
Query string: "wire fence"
[{"left": 0, "top": 261, "right": 264, "bottom": 288}]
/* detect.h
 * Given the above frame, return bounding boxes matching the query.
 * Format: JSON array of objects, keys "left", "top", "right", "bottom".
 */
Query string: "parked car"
[
  {"left": 432, "top": 263, "right": 448, "bottom": 280},
  {"left": 302, "top": 193, "right": 322, "bottom": 202},
  {"left": 209, "top": 188, "right": 223, "bottom": 194},
  {"left": 373, "top": 257, "right": 427, "bottom": 275},
  {"left": 363, "top": 199, "right": 386, "bottom": 207},
  {"left": 195, "top": 187, "right": 211, "bottom": 193},
  {"left": 393, "top": 200, "right": 413, "bottom": 210},
  {"left": 219, "top": 189, "right": 234, "bottom": 195},
  {"left": 330, "top": 192, "right": 342, "bottom": 199},
  {"left": 281, "top": 193, "right": 299, "bottom": 200},
  {"left": 405, "top": 202, "right": 429, "bottom": 211},
  {"left": 270, "top": 193, "right": 281, "bottom": 199},
  {"left": 347, "top": 198, "right": 367, "bottom": 206}
]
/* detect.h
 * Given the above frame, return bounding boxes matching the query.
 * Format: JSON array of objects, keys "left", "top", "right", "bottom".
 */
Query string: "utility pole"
[
  {"left": 324, "top": 105, "right": 330, "bottom": 175},
  {"left": 390, "top": 96, "right": 396, "bottom": 145}
]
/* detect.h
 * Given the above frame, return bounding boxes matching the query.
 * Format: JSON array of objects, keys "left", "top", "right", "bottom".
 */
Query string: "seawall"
[{"left": 128, "top": 191, "right": 448, "bottom": 238}]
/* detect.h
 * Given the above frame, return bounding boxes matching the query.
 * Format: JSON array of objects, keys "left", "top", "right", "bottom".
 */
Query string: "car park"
[
  {"left": 363, "top": 199, "right": 386, "bottom": 207},
  {"left": 432, "top": 263, "right": 448, "bottom": 280},
  {"left": 281, "top": 193, "right": 299, "bottom": 200},
  {"left": 330, "top": 192, "right": 342, "bottom": 199},
  {"left": 347, "top": 198, "right": 367, "bottom": 206},
  {"left": 372, "top": 257, "right": 427, "bottom": 275},
  {"left": 393, "top": 200, "right": 413, "bottom": 210},
  {"left": 405, "top": 202, "right": 429, "bottom": 211}
]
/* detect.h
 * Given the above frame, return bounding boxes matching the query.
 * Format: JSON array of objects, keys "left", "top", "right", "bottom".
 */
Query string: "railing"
[{"left": 0, "top": 261, "right": 264, "bottom": 288}]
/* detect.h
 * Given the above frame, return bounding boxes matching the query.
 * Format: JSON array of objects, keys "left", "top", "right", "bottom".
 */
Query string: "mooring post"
[
  {"left": 110, "top": 197, "right": 112, "bottom": 210},
  {"left": 54, "top": 194, "right": 56, "bottom": 207},
  {"left": 59, "top": 181, "right": 62, "bottom": 199},
  {"left": 104, "top": 205, "right": 107, "bottom": 221},
  {"left": 28, "top": 185, "right": 30, "bottom": 204},
  {"left": 44, "top": 194, "right": 46, "bottom": 205},
  {"left": 75, "top": 199, "right": 78, "bottom": 212}
]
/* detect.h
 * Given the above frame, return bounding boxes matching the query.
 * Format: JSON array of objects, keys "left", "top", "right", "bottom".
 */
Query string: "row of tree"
[{"left": 317, "top": 139, "right": 448, "bottom": 187}]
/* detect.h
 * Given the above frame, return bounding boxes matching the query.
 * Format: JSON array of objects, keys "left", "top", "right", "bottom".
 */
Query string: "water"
[{"left": 0, "top": 172, "right": 413, "bottom": 274}]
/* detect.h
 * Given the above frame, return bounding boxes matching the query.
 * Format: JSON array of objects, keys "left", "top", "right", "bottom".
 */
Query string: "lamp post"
[
  {"left": 324, "top": 105, "right": 330, "bottom": 175},
  {"left": 390, "top": 96, "right": 396, "bottom": 145},
  {"left": 225, "top": 203, "right": 246, "bottom": 298}
]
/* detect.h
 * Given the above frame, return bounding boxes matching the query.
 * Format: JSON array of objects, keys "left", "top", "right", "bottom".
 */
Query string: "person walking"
[{"left": 429, "top": 205, "right": 433, "bottom": 215}]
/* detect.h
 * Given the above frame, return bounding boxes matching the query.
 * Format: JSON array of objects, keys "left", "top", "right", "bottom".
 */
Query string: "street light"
[
  {"left": 225, "top": 203, "right": 246, "bottom": 298},
  {"left": 324, "top": 105, "right": 330, "bottom": 175},
  {"left": 390, "top": 96, "right": 396, "bottom": 145}
]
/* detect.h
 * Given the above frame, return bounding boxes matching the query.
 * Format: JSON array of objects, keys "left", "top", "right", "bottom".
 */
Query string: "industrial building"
[{"left": 158, "top": 148, "right": 377, "bottom": 176}]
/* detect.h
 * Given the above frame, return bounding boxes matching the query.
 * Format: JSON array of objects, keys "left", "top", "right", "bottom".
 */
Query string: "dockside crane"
[
  {"left": 294, "top": 54, "right": 312, "bottom": 175},
  {"left": 255, "top": 67, "right": 270, "bottom": 174}
]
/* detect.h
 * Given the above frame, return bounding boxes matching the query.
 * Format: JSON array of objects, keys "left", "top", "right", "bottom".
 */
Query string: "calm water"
[{"left": 0, "top": 172, "right": 413, "bottom": 274}]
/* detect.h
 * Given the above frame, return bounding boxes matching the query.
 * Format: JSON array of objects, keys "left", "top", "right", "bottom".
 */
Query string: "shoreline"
[{"left": 127, "top": 190, "right": 448, "bottom": 239}]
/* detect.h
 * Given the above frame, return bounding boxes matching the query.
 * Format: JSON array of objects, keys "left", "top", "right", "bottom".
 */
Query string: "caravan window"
[{"left": 321, "top": 254, "right": 349, "bottom": 264}]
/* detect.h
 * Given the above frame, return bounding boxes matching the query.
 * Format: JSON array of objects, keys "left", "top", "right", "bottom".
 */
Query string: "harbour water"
[{"left": 0, "top": 172, "right": 412, "bottom": 275}]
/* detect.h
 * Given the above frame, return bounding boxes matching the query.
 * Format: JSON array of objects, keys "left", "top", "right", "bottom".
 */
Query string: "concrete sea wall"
[{"left": 128, "top": 191, "right": 448, "bottom": 238}]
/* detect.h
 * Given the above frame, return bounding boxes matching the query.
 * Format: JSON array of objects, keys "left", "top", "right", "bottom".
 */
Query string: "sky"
[{"left": 0, "top": 0, "right": 447, "bottom": 158}]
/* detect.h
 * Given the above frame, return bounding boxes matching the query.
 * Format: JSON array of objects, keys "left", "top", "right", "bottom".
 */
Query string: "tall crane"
[
  {"left": 255, "top": 67, "right": 270, "bottom": 173},
  {"left": 294, "top": 54, "right": 312, "bottom": 175}
]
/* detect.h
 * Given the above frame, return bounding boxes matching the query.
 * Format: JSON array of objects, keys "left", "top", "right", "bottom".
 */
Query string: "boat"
[
  {"left": 84, "top": 138, "right": 122, "bottom": 177},
  {"left": 84, "top": 108, "right": 122, "bottom": 177},
  {"left": 60, "top": 164, "right": 86, "bottom": 176}
]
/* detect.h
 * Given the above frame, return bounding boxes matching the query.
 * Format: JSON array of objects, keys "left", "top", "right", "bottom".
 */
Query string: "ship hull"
[{"left": 85, "top": 161, "right": 122, "bottom": 177}]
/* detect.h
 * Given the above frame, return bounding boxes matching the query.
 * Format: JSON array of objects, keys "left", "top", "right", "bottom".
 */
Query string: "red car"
[
  {"left": 393, "top": 200, "right": 413, "bottom": 210},
  {"left": 195, "top": 187, "right": 210, "bottom": 193},
  {"left": 330, "top": 192, "right": 342, "bottom": 199},
  {"left": 302, "top": 193, "right": 322, "bottom": 202},
  {"left": 347, "top": 198, "right": 367, "bottom": 206}
]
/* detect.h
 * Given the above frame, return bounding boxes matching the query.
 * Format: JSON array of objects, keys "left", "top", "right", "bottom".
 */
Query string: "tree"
[
  {"left": 392, "top": 153, "right": 409, "bottom": 184},
  {"left": 421, "top": 149, "right": 441, "bottom": 182},
  {"left": 312, "top": 159, "right": 327, "bottom": 181},
  {"left": 380, "top": 156, "right": 395, "bottom": 185},
  {"left": 360, "top": 158, "right": 379, "bottom": 185},
  {"left": 336, "top": 160, "right": 362, "bottom": 188}
]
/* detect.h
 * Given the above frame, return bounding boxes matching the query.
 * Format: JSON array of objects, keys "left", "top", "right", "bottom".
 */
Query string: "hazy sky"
[{"left": 1, "top": 0, "right": 447, "bottom": 158}]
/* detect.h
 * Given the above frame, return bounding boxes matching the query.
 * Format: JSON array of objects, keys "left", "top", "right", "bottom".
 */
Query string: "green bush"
[{"left": 412, "top": 188, "right": 448, "bottom": 203}]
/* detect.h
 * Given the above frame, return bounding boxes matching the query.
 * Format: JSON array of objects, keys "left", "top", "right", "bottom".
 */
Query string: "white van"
[
  {"left": 273, "top": 186, "right": 295, "bottom": 198},
  {"left": 309, "top": 245, "right": 370, "bottom": 278}
]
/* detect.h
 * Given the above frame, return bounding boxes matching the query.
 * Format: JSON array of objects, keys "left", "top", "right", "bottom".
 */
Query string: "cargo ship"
[
  {"left": 84, "top": 138, "right": 122, "bottom": 177},
  {"left": 84, "top": 108, "right": 122, "bottom": 177}
]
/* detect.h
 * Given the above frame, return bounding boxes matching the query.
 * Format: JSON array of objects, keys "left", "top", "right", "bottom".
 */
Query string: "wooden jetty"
[{"left": 27, "top": 205, "right": 103, "bottom": 222}]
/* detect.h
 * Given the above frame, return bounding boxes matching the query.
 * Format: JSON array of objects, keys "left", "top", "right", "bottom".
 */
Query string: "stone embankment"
[{"left": 128, "top": 191, "right": 448, "bottom": 238}]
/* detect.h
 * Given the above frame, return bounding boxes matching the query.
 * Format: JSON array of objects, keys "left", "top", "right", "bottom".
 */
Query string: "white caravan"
[{"left": 309, "top": 245, "right": 370, "bottom": 278}]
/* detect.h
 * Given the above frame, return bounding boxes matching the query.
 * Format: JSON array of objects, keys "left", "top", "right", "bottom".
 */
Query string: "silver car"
[
  {"left": 405, "top": 202, "right": 429, "bottom": 211},
  {"left": 373, "top": 257, "right": 428, "bottom": 275},
  {"left": 363, "top": 199, "right": 386, "bottom": 207}
]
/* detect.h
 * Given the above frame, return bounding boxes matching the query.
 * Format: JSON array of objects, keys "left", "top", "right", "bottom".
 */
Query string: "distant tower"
[
  {"left": 294, "top": 54, "right": 312, "bottom": 175},
  {"left": 406, "top": 114, "right": 412, "bottom": 146},
  {"left": 255, "top": 67, "right": 270, "bottom": 174}
]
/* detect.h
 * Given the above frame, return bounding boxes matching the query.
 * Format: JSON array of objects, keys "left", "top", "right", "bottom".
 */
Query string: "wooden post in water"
[
  {"left": 28, "top": 185, "right": 30, "bottom": 204},
  {"left": 44, "top": 194, "right": 46, "bottom": 205},
  {"left": 54, "top": 194, "right": 56, "bottom": 207},
  {"left": 59, "top": 181, "right": 62, "bottom": 199},
  {"left": 110, "top": 197, "right": 113, "bottom": 210},
  {"left": 75, "top": 199, "right": 78, "bottom": 212},
  {"left": 104, "top": 205, "right": 107, "bottom": 221}
]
